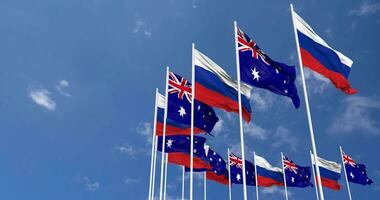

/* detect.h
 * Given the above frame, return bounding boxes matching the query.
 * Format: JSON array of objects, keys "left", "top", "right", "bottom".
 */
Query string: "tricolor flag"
[
  {"left": 166, "top": 71, "right": 219, "bottom": 134},
  {"left": 194, "top": 48, "right": 252, "bottom": 122},
  {"left": 157, "top": 135, "right": 211, "bottom": 170},
  {"left": 236, "top": 26, "right": 301, "bottom": 109},
  {"left": 255, "top": 154, "right": 284, "bottom": 187},
  {"left": 342, "top": 151, "right": 373, "bottom": 185},
  {"left": 311, "top": 153, "right": 342, "bottom": 190},
  {"left": 292, "top": 9, "right": 357, "bottom": 94},
  {"left": 155, "top": 92, "right": 204, "bottom": 136}
]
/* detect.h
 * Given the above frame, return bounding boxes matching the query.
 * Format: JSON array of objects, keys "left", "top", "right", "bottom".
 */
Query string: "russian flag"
[
  {"left": 292, "top": 10, "right": 357, "bottom": 95},
  {"left": 255, "top": 154, "right": 284, "bottom": 187},
  {"left": 155, "top": 92, "right": 203, "bottom": 136},
  {"left": 311, "top": 154, "right": 342, "bottom": 191},
  {"left": 194, "top": 48, "right": 252, "bottom": 122}
]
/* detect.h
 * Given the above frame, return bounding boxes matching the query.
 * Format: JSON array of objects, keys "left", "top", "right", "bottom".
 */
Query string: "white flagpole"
[
  {"left": 228, "top": 148, "right": 232, "bottom": 200},
  {"left": 182, "top": 166, "right": 185, "bottom": 200},
  {"left": 148, "top": 89, "right": 159, "bottom": 200},
  {"left": 290, "top": 4, "right": 324, "bottom": 200},
  {"left": 340, "top": 146, "right": 353, "bottom": 200},
  {"left": 159, "top": 67, "right": 170, "bottom": 200},
  {"left": 253, "top": 152, "right": 259, "bottom": 200},
  {"left": 152, "top": 136, "right": 158, "bottom": 200},
  {"left": 164, "top": 154, "right": 168, "bottom": 200},
  {"left": 281, "top": 152, "right": 288, "bottom": 200},
  {"left": 234, "top": 20, "right": 248, "bottom": 200},
  {"left": 190, "top": 43, "right": 195, "bottom": 200},
  {"left": 310, "top": 151, "right": 320, "bottom": 200},
  {"left": 204, "top": 172, "right": 207, "bottom": 200}
]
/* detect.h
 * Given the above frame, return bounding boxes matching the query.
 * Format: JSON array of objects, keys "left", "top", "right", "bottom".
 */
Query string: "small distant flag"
[
  {"left": 157, "top": 135, "right": 211, "bottom": 170},
  {"left": 254, "top": 154, "right": 284, "bottom": 187},
  {"left": 311, "top": 153, "right": 342, "bottom": 190},
  {"left": 342, "top": 151, "right": 373, "bottom": 185},
  {"left": 229, "top": 153, "right": 256, "bottom": 185},
  {"left": 283, "top": 155, "right": 313, "bottom": 188},
  {"left": 292, "top": 9, "right": 357, "bottom": 94},
  {"left": 194, "top": 48, "right": 252, "bottom": 122},
  {"left": 236, "top": 26, "right": 301, "bottom": 108},
  {"left": 155, "top": 92, "right": 204, "bottom": 136},
  {"left": 167, "top": 71, "right": 219, "bottom": 134}
]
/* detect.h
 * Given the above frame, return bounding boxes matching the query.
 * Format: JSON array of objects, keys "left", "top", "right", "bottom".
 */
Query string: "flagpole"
[
  {"left": 148, "top": 89, "right": 159, "bottom": 200},
  {"left": 310, "top": 151, "right": 320, "bottom": 200},
  {"left": 190, "top": 43, "right": 195, "bottom": 200},
  {"left": 204, "top": 172, "right": 207, "bottom": 200},
  {"left": 228, "top": 148, "right": 232, "bottom": 200},
  {"left": 253, "top": 152, "right": 259, "bottom": 200},
  {"left": 290, "top": 4, "right": 324, "bottom": 200},
  {"left": 340, "top": 146, "right": 353, "bottom": 200},
  {"left": 234, "top": 20, "right": 248, "bottom": 200},
  {"left": 159, "top": 67, "right": 170, "bottom": 200},
  {"left": 281, "top": 152, "right": 288, "bottom": 200},
  {"left": 164, "top": 153, "right": 168, "bottom": 200},
  {"left": 152, "top": 136, "right": 158, "bottom": 200},
  {"left": 182, "top": 166, "right": 185, "bottom": 200}
]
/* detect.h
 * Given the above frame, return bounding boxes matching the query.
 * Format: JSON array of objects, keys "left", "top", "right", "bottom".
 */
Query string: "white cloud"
[
  {"left": 212, "top": 119, "right": 224, "bottom": 135},
  {"left": 56, "top": 79, "right": 71, "bottom": 97},
  {"left": 350, "top": 1, "right": 380, "bottom": 16},
  {"left": 272, "top": 126, "right": 298, "bottom": 152},
  {"left": 261, "top": 186, "right": 293, "bottom": 197},
  {"left": 133, "top": 19, "right": 152, "bottom": 37},
  {"left": 83, "top": 176, "right": 100, "bottom": 191},
  {"left": 191, "top": 0, "right": 197, "bottom": 9},
  {"left": 328, "top": 96, "right": 380, "bottom": 135},
  {"left": 250, "top": 92, "right": 274, "bottom": 111},
  {"left": 115, "top": 144, "right": 138, "bottom": 158},
  {"left": 244, "top": 123, "right": 269, "bottom": 140},
  {"left": 29, "top": 88, "right": 56, "bottom": 111},
  {"left": 301, "top": 68, "right": 330, "bottom": 94},
  {"left": 124, "top": 177, "right": 141, "bottom": 184},
  {"left": 136, "top": 122, "right": 153, "bottom": 143}
]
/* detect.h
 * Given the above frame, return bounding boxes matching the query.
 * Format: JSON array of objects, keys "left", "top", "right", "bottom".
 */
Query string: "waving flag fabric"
[
  {"left": 255, "top": 154, "right": 284, "bottom": 187},
  {"left": 283, "top": 155, "right": 313, "bottom": 188},
  {"left": 194, "top": 48, "right": 252, "bottom": 122},
  {"left": 292, "top": 10, "right": 357, "bottom": 94},
  {"left": 157, "top": 135, "right": 211, "bottom": 170},
  {"left": 311, "top": 154, "right": 341, "bottom": 190},
  {"left": 155, "top": 92, "right": 203, "bottom": 136},
  {"left": 186, "top": 147, "right": 229, "bottom": 185},
  {"left": 229, "top": 153, "right": 256, "bottom": 185},
  {"left": 342, "top": 151, "right": 373, "bottom": 185},
  {"left": 167, "top": 71, "right": 219, "bottom": 134},
  {"left": 237, "top": 27, "right": 300, "bottom": 108}
]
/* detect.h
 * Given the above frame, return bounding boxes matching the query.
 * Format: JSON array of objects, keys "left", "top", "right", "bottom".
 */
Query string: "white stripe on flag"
[
  {"left": 292, "top": 9, "right": 353, "bottom": 68},
  {"left": 310, "top": 153, "right": 341, "bottom": 174},
  {"left": 254, "top": 154, "right": 283, "bottom": 172},
  {"left": 157, "top": 92, "right": 166, "bottom": 109}
]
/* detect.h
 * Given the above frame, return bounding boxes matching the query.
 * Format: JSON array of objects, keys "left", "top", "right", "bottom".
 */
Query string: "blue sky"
[{"left": 0, "top": 0, "right": 379, "bottom": 199}]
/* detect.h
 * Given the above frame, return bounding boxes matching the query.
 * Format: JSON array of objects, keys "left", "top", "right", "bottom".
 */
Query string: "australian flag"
[
  {"left": 229, "top": 153, "right": 256, "bottom": 185},
  {"left": 343, "top": 151, "right": 373, "bottom": 185},
  {"left": 283, "top": 156, "right": 313, "bottom": 188},
  {"left": 157, "top": 135, "right": 211, "bottom": 169},
  {"left": 167, "top": 71, "right": 219, "bottom": 133},
  {"left": 237, "top": 27, "right": 300, "bottom": 108}
]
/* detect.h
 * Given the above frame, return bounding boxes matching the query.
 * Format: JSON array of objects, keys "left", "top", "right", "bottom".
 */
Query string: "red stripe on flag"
[
  {"left": 257, "top": 176, "right": 284, "bottom": 187},
  {"left": 155, "top": 122, "right": 204, "bottom": 136},
  {"left": 168, "top": 152, "right": 212, "bottom": 170},
  {"left": 206, "top": 172, "right": 229, "bottom": 185}
]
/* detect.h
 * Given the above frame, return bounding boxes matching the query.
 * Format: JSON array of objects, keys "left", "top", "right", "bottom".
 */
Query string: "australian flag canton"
[
  {"left": 237, "top": 27, "right": 300, "bottom": 108},
  {"left": 343, "top": 152, "right": 373, "bottom": 185},
  {"left": 283, "top": 156, "right": 313, "bottom": 188},
  {"left": 229, "top": 153, "right": 256, "bottom": 185},
  {"left": 167, "top": 71, "right": 219, "bottom": 133}
]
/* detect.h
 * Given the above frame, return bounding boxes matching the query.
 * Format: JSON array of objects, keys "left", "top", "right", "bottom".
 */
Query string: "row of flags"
[
  {"left": 156, "top": 135, "right": 373, "bottom": 189},
  {"left": 149, "top": 5, "right": 368, "bottom": 200}
]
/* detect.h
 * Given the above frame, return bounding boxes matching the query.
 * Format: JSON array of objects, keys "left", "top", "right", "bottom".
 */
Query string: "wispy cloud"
[
  {"left": 29, "top": 88, "right": 56, "bottom": 111},
  {"left": 349, "top": 1, "right": 380, "bottom": 16},
  {"left": 301, "top": 68, "right": 330, "bottom": 94},
  {"left": 212, "top": 118, "right": 224, "bottom": 136},
  {"left": 133, "top": 19, "right": 152, "bottom": 37},
  {"left": 261, "top": 186, "right": 293, "bottom": 197},
  {"left": 191, "top": 0, "right": 198, "bottom": 9},
  {"left": 136, "top": 122, "right": 153, "bottom": 143},
  {"left": 250, "top": 92, "right": 274, "bottom": 111},
  {"left": 124, "top": 176, "right": 141, "bottom": 184},
  {"left": 272, "top": 126, "right": 299, "bottom": 152},
  {"left": 56, "top": 79, "right": 71, "bottom": 97},
  {"left": 328, "top": 96, "right": 380, "bottom": 135},
  {"left": 244, "top": 123, "right": 269, "bottom": 140},
  {"left": 114, "top": 143, "right": 138, "bottom": 158},
  {"left": 83, "top": 176, "right": 100, "bottom": 191}
]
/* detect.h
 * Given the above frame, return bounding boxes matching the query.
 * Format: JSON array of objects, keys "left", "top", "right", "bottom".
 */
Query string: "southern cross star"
[
  {"left": 178, "top": 106, "right": 186, "bottom": 117},
  {"left": 166, "top": 139, "right": 173, "bottom": 148},
  {"left": 251, "top": 68, "right": 260, "bottom": 81}
]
